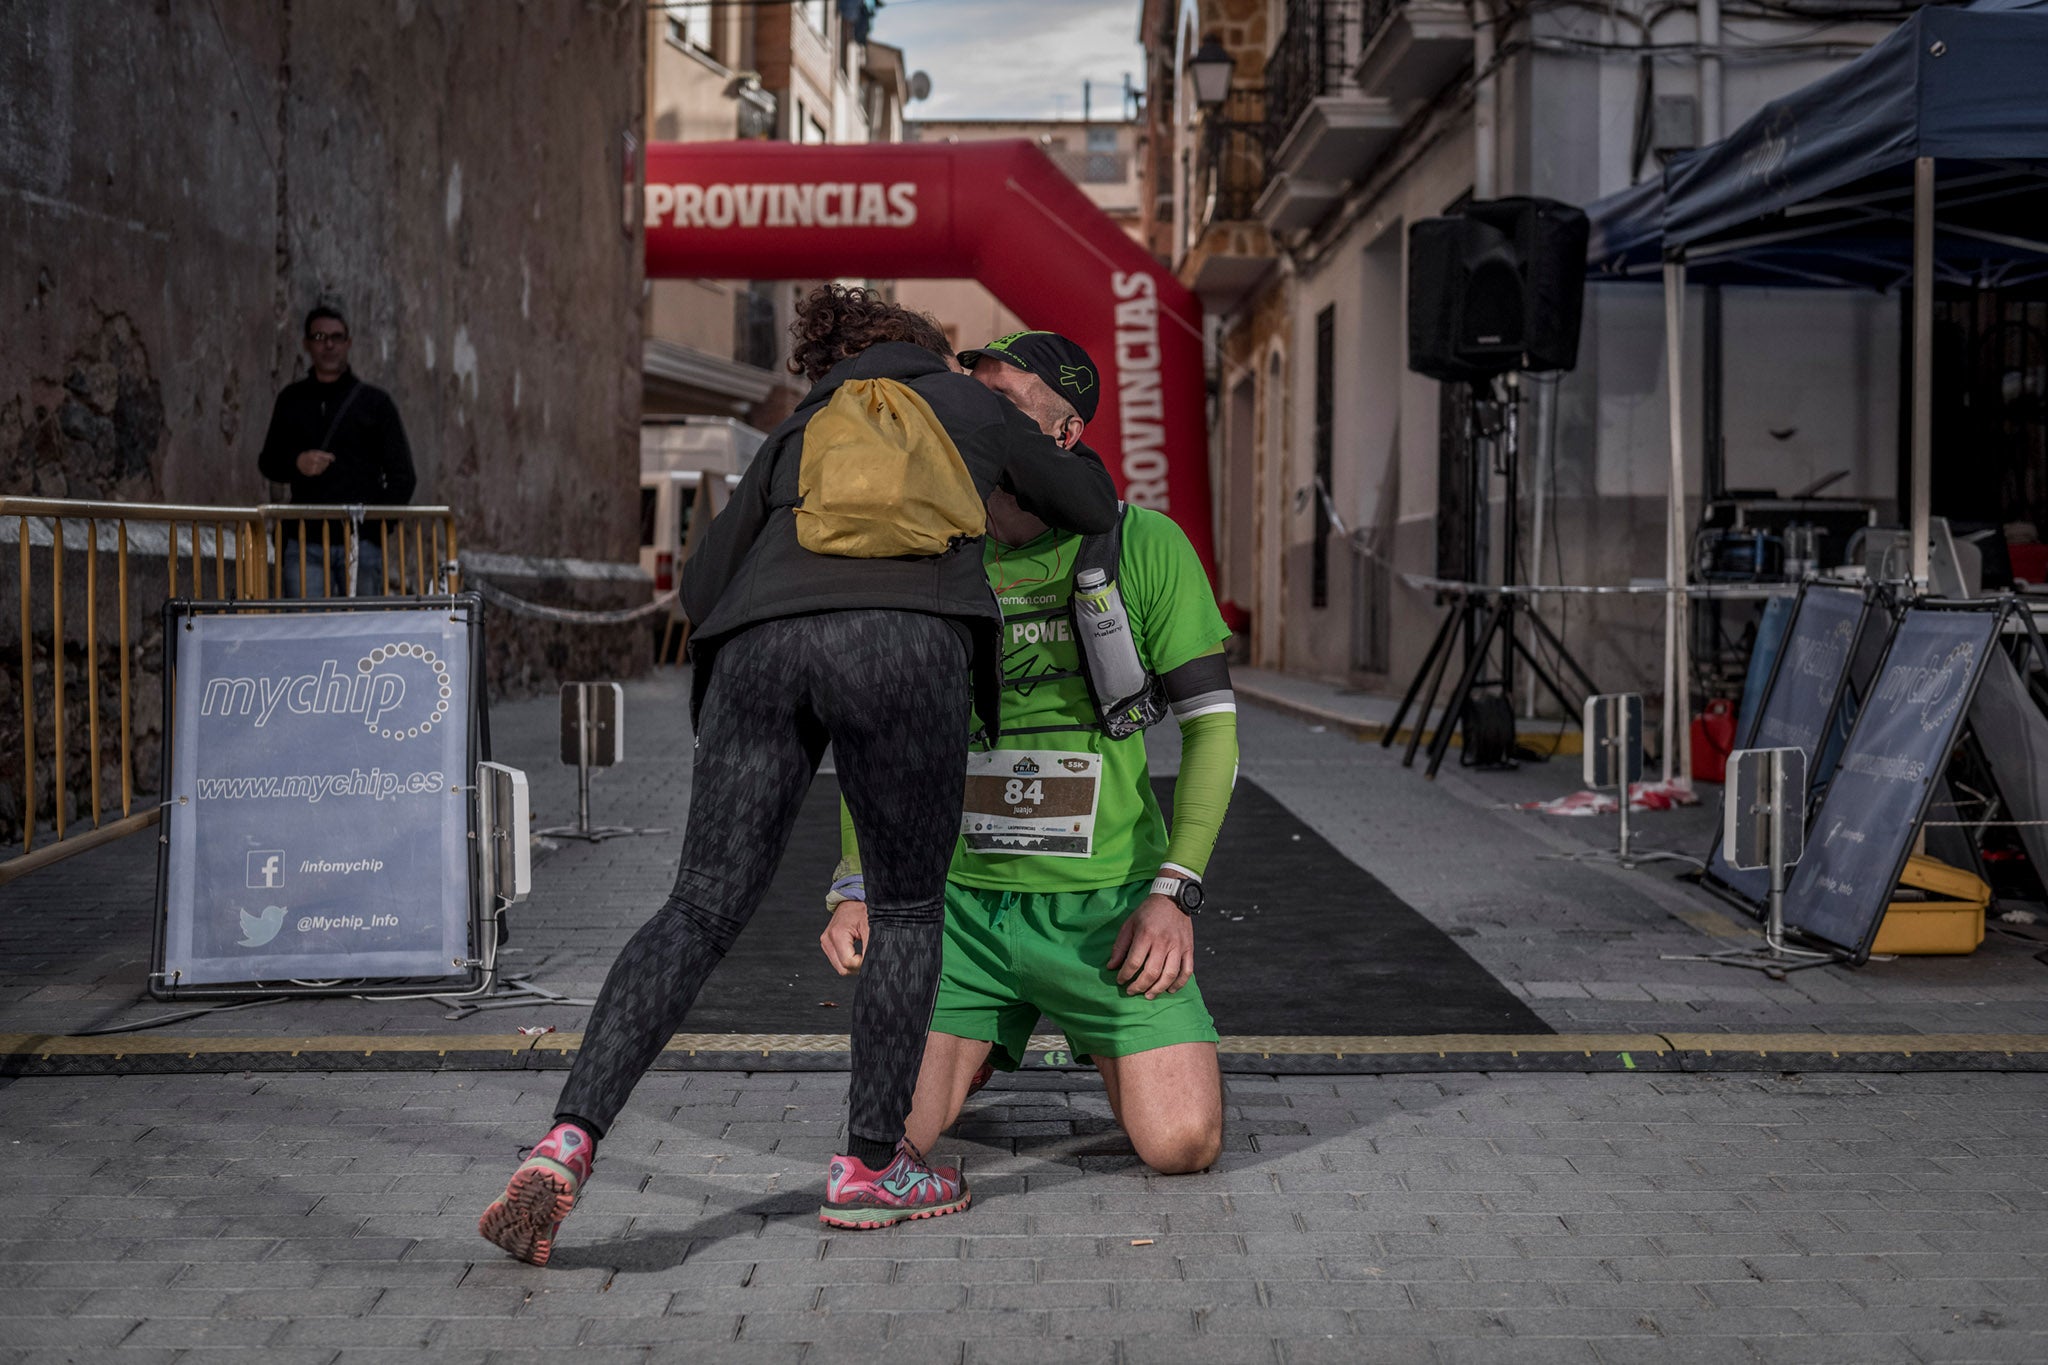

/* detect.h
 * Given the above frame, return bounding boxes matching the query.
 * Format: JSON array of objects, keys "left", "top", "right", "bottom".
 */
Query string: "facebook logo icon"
[{"left": 246, "top": 850, "right": 285, "bottom": 890}]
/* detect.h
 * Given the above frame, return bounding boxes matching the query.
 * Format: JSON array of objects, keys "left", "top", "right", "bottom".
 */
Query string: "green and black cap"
[{"left": 957, "top": 330, "right": 1101, "bottom": 423}]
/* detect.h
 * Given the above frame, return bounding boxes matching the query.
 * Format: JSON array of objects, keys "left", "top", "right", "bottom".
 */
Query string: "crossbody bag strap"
[{"left": 318, "top": 381, "right": 368, "bottom": 451}]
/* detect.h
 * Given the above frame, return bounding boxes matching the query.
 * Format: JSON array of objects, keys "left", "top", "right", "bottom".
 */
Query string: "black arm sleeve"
[
  {"left": 1160, "top": 652, "right": 1235, "bottom": 719},
  {"left": 974, "top": 402, "right": 1118, "bottom": 535}
]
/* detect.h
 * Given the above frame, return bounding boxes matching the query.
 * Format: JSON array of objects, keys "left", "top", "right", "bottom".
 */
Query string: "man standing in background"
[{"left": 257, "top": 304, "right": 417, "bottom": 596}]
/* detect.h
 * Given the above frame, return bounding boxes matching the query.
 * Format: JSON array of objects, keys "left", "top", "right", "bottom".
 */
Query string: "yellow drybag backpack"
[{"left": 794, "top": 377, "right": 986, "bottom": 557}]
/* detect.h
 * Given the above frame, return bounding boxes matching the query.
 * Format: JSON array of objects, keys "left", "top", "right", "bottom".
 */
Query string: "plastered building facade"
[{"left": 1146, "top": 0, "right": 1908, "bottom": 714}]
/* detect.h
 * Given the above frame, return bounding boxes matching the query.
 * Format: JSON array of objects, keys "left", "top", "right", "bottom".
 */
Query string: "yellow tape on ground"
[
  {"left": 1215, "top": 1034, "right": 1669, "bottom": 1055},
  {"left": 1658, "top": 1033, "right": 2048, "bottom": 1055}
]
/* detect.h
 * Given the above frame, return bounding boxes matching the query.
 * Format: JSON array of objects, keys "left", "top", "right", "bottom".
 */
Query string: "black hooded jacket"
[
  {"left": 680, "top": 343, "right": 1118, "bottom": 733},
  {"left": 255, "top": 371, "right": 417, "bottom": 539}
]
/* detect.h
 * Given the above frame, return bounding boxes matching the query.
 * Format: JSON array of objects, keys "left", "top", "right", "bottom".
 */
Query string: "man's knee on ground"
[{"left": 1132, "top": 1116, "right": 1223, "bottom": 1175}]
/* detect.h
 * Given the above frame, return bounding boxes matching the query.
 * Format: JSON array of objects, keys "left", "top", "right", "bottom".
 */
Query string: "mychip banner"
[
  {"left": 156, "top": 603, "right": 479, "bottom": 992},
  {"left": 1782, "top": 607, "right": 2001, "bottom": 959},
  {"left": 1706, "top": 587, "right": 1870, "bottom": 912}
]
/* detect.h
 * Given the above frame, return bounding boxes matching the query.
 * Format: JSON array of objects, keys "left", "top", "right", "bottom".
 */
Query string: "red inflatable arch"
[{"left": 643, "top": 140, "right": 1215, "bottom": 576}]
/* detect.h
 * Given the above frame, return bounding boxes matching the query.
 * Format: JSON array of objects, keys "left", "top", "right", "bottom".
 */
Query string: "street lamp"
[{"left": 1187, "top": 36, "right": 1235, "bottom": 111}]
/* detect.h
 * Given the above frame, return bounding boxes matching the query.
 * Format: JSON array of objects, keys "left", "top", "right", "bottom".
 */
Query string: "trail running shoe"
[
  {"left": 820, "top": 1138, "right": 971, "bottom": 1230},
  {"left": 965, "top": 1060, "right": 996, "bottom": 1099},
  {"left": 478, "top": 1121, "right": 594, "bottom": 1266}
]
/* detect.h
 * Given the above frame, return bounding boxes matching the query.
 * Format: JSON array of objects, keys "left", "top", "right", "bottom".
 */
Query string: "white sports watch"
[{"left": 1149, "top": 874, "right": 1205, "bottom": 914}]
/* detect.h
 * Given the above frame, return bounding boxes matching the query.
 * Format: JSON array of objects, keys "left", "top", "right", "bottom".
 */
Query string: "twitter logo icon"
[{"left": 238, "top": 905, "right": 287, "bottom": 947}]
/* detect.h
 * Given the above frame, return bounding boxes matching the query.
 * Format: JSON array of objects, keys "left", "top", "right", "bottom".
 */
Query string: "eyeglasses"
[{"left": 308, "top": 332, "right": 350, "bottom": 345}]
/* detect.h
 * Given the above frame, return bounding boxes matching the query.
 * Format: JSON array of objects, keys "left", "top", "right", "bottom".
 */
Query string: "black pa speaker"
[{"left": 1407, "top": 197, "right": 1589, "bottom": 382}]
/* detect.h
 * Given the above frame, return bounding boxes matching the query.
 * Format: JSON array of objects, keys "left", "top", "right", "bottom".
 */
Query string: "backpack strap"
[{"left": 1073, "top": 504, "right": 1124, "bottom": 594}]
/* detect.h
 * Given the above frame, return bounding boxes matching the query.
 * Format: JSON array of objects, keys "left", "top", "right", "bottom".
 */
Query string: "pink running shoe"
[
  {"left": 965, "top": 1061, "right": 996, "bottom": 1099},
  {"left": 478, "top": 1121, "right": 594, "bottom": 1266},
  {"left": 820, "top": 1139, "right": 971, "bottom": 1230}
]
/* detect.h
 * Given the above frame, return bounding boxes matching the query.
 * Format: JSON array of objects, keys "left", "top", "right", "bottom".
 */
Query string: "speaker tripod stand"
[
  {"left": 1381, "top": 378, "right": 1599, "bottom": 779},
  {"left": 1386, "top": 583, "right": 1600, "bottom": 778}
]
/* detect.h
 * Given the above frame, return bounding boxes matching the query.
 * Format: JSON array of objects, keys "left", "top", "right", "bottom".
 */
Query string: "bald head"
[{"left": 969, "top": 358, "right": 1084, "bottom": 449}]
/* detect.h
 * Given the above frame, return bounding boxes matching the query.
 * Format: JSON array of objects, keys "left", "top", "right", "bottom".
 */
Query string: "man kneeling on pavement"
[{"left": 821, "top": 329, "right": 1237, "bottom": 1174}]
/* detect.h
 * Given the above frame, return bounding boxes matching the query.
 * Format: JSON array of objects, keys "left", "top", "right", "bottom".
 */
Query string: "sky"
[{"left": 871, "top": 0, "right": 1147, "bottom": 122}]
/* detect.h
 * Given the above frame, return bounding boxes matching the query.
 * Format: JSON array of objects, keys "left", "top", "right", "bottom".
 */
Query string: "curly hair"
[{"left": 788, "top": 284, "right": 951, "bottom": 382}]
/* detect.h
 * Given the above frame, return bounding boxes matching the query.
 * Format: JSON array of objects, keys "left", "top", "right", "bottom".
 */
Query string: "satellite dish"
[{"left": 909, "top": 70, "right": 932, "bottom": 101}]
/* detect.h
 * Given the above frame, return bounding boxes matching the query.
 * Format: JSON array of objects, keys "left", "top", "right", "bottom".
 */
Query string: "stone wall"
[
  {"left": 1, "top": 3, "right": 650, "bottom": 851},
  {"left": 460, "top": 554, "right": 664, "bottom": 703},
  {"left": 2, "top": 1, "right": 644, "bottom": 549}
]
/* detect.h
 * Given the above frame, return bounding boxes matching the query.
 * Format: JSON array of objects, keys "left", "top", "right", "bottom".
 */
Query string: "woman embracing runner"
[{"left": 479, "top": 286, "right": 1117, "bottom": 1262}]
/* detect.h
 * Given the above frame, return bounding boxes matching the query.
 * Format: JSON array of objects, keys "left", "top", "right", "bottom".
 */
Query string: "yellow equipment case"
[{"left": 1870, "top": 855, "right": 1991, "bottom": 955}]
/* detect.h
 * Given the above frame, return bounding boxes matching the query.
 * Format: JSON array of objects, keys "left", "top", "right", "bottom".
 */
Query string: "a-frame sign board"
[
  {"left": 1704, "top": 585, "right": 1877, "bottom": 916},
  {"left": 1782, "top": 598, "right": 2048, "bottom": 963}
]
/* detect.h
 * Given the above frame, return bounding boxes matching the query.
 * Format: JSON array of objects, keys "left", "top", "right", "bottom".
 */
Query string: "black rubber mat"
[
  {"left": 1167, "top": 778, "right": 1550, "bottom": 1035},
  {"left": 685, "top": 775, "right": 1549, "bottom": 1037}
]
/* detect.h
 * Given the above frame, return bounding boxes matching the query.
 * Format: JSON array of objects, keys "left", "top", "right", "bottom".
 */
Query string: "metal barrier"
[
  {"left": 2, "top": 497, "right": 459, "bottom": 883},
  {"left": 259, "top": 504, "right": 459, "bottom": 598}
]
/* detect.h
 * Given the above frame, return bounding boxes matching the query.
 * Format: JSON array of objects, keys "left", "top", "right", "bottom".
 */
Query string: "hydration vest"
[{"left": 999, "top": 504, "right": 1169, "bottom": 741}]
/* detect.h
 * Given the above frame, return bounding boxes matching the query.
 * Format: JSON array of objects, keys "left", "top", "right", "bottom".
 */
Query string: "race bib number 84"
[{"left": 961, "top": 748, "right": 1101, "bottom": 858}]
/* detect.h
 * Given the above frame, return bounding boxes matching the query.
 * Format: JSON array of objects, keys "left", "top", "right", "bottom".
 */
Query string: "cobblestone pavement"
[
  {"left": 5, "top": 670, "right": 2048, "bottom": 1358},
  {"left": 3, "top": 1067, "right": 2047, "bottom": 1362}
]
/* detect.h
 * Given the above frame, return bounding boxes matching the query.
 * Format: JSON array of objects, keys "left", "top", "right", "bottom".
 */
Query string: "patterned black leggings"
[{"left": 553, "top": 611, "right": 968, "bottom": 1148}]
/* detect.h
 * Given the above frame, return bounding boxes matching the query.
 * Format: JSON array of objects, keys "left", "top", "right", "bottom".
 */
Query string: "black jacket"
[
  {"left": 681, "top": 343, "right": 1118, "bottom": 733},
  {"left": 256, "top": 371, "right": 417, "bottom": 536}
]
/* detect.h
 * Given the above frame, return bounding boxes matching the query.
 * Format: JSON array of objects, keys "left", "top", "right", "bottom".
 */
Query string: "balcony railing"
[
  {"left": 1202, "top": 87, "right": 1270, "bottom": 226},
  {"left": 1361, "top": 0, "right": 1401, "bottom": 46},
  {"left": 1356, "top": 0, "right": 1472, "bottom": 103},
  {"left": 1266, "top": 0, "right": 1363, "bottom": 143}
]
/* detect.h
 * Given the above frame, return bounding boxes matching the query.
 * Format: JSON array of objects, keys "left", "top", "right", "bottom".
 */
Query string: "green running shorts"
[{"left": 931, "top": 879, "right": 1220, "bottom": 1071}]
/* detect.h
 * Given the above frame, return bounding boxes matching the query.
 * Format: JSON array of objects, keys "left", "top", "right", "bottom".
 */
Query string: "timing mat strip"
[{"left": 5, "top": 1031, "right": 2048, "bottom": 1076}]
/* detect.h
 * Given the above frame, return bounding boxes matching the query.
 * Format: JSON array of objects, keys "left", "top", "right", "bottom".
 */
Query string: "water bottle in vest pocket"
[
  {"left": 1069, "top": 510, "right": 1171, "bottom": 739},
  {"left": 794, "top": 377, "right": 987, "bottom": 558}
]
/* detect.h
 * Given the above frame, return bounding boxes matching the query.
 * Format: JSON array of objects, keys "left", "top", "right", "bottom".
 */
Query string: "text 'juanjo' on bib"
[{"left": 960, "top": 748, "right": 1102, "bottom": 858}]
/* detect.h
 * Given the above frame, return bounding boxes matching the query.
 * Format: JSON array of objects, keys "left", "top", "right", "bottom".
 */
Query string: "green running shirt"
[{"left": 955, "top": 505, "right": 1228, "bottom": 893}]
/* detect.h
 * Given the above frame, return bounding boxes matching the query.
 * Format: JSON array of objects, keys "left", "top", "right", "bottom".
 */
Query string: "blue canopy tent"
[
  {"left": 1585, "top": 173, "right": 1668, "bottom": 281},
  {"left": 1584, "top": 0, "right": 2048, "bottom": 782}
]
